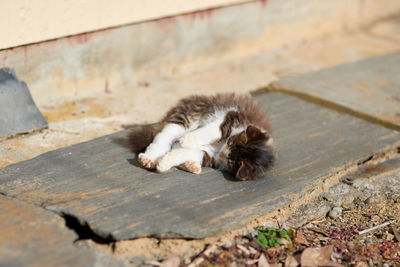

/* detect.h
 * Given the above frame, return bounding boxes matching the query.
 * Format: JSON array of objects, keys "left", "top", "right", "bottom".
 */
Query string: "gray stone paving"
[
  {"left": 1, "top": 92, "right": 398, "bottom": 240},
  {"left": 270, "top": 51, "right": 400, "bottom": 130}
]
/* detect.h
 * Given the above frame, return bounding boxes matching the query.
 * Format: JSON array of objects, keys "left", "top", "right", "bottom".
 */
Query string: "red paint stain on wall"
[
  {"left": 188, "top": 8, "right": 214, "bottom": 20},
  {"left": 104, "top": 79, "right": 112, "bottom": 94},
  {"left": 154, "top": 16, "right": 177, "bottom": 30},
  {"left": 23, "top": 46, "right": 28, "bottom": 65},
  {"left": 66, "top": 32, "right": 97, "bottom": 46},
  {"left": 358, "top": 0, "right": 365, "bottom": 21},
  {"left": 1, "top": 50, "right": 7, "bottom": 66},
  {"left": 260, "top": 0, "right": 268, "bottom": 7},
  {"left": 74, "top": 33, "right": 91, "bottom": 44}
]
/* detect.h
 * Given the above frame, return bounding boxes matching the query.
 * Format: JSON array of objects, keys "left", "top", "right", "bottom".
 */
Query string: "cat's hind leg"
[
  {"left": 139, "top": 123, "right": 186, "bottom": 169},
  {"left": 156, "top": 148, "right": 204, "bottom": 174}
]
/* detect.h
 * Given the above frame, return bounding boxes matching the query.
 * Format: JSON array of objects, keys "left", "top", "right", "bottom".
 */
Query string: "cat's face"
[{"left": 218, "top": 125, "right": 274, "bottom": 180}]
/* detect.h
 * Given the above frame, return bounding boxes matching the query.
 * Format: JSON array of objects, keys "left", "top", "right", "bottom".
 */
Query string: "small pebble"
[
  {"left": 385, "top": 233, "right": 394, "bottom": 241},
  {"left": 371, "top": 215, "right": 380, "bottom": 222},
  {"left": 219, "top": 238, "right": 233, "bottom": 248},
  {"left": 328, "top": 207, "right": 343, "bottom": 219},
  {"left": 341, "top": 194, "right": 355, "bottom": 208},
  {"left": 365, "top": 195, "right": 386, "bottom": 205}
]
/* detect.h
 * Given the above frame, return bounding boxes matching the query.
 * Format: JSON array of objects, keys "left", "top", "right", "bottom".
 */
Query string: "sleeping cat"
[{"left": 128, "top": 93, "right": 275, "bottom": 180}]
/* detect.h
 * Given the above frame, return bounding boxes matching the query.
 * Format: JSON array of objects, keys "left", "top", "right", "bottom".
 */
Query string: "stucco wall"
[{"left": 0, "top": 0, "right": 250, "bottom": 50}]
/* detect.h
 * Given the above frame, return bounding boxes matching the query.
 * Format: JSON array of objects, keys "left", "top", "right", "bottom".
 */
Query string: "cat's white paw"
[
  {"left": 156, "top": 155, "right": 174, "bottom": 172},
  {"left": 184, "top": 161, "right": 202, "bottom": 174},
  {"left": 180, "top": 134, "right": 201, "bottom": 148},
  {"left": 138, "top": 153, "right": 156, "bottom": 170}
]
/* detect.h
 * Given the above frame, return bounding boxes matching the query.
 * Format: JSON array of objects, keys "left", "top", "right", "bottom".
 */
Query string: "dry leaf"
[
  {"left": 247, "top": 259, "right": 259, "bottom": 265},
  {"left": 301, "top": 245, "right": 333, "bottom": 267},
  {"left": 391, "top": 225, "right": 400, "bottom": 242},
  {"left": 203, "top": 244, "right": 218, "bottom": 257},
  {"left": 258, "top": 253, "right": 270, "bottom": 267},
  {"left": 296, "top": 230, "right": 309, "bottom": 246},
  {"left": 160, "top": 256, "right": 180, "bottom": 267},
  {"left": 284, "top": 255, "right": 299, "bottom": 267}
]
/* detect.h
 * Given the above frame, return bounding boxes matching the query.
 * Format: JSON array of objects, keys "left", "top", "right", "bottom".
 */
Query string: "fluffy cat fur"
[{"left": 128, "top": 93, "right": 275, "bottom": 180}]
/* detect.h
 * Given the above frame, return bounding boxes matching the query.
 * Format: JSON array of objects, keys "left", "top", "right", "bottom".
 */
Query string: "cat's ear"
[
  {"left": 236, "top": 161, "right": 255, "bottom": 180},
  {"left": 245, "top": 125, "right": 268, "bottom": 143}
]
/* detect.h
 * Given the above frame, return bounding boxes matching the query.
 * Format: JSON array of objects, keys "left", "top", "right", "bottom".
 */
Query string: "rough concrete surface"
[
  {"left": 1, "top": 92, "right": 398, "bottom": 241},
  {"left": 0, "top": 195, "right": 128, "bottom": 267},
  {"left": 0, "top": 68, "right": 47, "bottom": 137},
  {"left": 270, "top": 51, "right": 400, "bottom": 129}
]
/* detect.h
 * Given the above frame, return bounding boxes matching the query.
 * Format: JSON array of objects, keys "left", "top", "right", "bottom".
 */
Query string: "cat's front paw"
[
  {"left": 179, "top": 134, "right": 201, "bottom": 148},
  {"left": 138, "top": 153, "right": 156, "bottom": 170},
  {"left": 156, "top": 157, "right": 173, "bottom": 173},
  {"left": 184, "top": 160, "right": 202, "bottom": 174}
]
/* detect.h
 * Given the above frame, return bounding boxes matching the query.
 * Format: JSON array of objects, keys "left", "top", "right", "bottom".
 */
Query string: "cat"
[{"left": 127, "top": 93, "right": 275, "bottom": 180}]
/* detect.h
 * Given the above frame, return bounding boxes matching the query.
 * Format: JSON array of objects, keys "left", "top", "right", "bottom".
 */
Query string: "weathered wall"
[
  {"left": 0, "top": 0, "right": 250, "bottom": 50},
  {"left": 1, "top": 0, "right": 400, "bottom": 107}
]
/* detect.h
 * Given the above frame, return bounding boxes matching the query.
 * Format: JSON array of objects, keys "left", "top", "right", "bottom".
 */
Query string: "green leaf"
[
  {"left": 257, "top": 232, "right": 268, "bottom": 247},
  {"left": 268, "top": 238, "right": 274, "bottom": 248}
]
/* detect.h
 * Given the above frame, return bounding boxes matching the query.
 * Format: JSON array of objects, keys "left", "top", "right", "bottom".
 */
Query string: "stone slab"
[
  {"left": 269, "top": 51, "right": 400, "bottom": 129},
  {"left": 0, "top": 93, "right": 399, "bottom": 240},
  {"left": 0, "top": 68, "right": 47, "bottom": 138},
  {"left": 0, "top": 195, "right": 127, "bottom": 267}
]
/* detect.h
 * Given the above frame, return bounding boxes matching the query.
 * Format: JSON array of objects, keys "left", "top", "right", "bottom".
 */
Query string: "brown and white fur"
[{"left": 128, "top": 93, "right": 275, "bottom": 180}]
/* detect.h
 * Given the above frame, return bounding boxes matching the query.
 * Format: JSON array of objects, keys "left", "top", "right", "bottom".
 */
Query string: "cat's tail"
[{"left": 127, "top": 123, "right": 163, "bottom": 154}]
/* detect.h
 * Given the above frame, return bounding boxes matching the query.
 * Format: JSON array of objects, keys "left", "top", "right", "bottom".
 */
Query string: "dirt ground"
[{"left": 192, "top": 192, "right": 400, "bottom": 267}]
